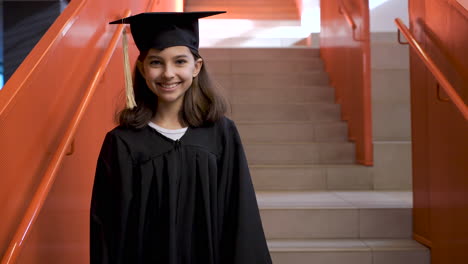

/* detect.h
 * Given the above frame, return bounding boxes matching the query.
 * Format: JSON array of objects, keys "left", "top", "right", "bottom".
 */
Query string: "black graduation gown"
[{"left": 90, "top": 117, "right": 272, "bottom": 264}]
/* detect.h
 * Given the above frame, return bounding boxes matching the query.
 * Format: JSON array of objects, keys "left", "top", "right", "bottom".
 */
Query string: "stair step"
[
  {"left": 257, "top": 191, "right": 412, "bottom": 239},
  {"left": 230, "top": 103, "right": 340, "bottom": 122},
  {"left": 185, "top": 0, "right": 297, "bottom": 6},
  {"left": 186, "top": 8, "right": 299, "bottom": 20},
  {"left": 200, "top": 14, "right": 300, "bottom": 20},
  {"left": 214, "top": 72, "right": 329, "bottom": 88},
  {"left": 268, "top": 238, "right": 429, "bottom": 264},
  {"left": 200, "top": 48, "right": 321, "bottom": 60},
  {"left": 186, "top": 0, "right": 296, "bottom": 4},
  {"left": 201, "top": 37, "right": 310, "bottom": 47},
  {"left": 227, "top": 86, "right": 334, "bottom": 104},
  {"left": 206, "top": 59, "right": 324, "bottom": 74},
  {"left": 237, "top": 121, "right": 346, "bottom": 142},
  {"left": 21, "top": 238, "right": 429, "bottom": 264},
  {"left": 186, "top": 10, "right": 299, "bottom": 20},
  {"left": 250, "top": 164, "right": 372, "bottom": 190},
  {"left": 198, "top": 20, "right": 310, "bottom": 38},
  {"left": 186, "top": 5, "right": 298, "bottom": 11},
  {"left": 245, "top": 142, "right": 355, "bottom": 165}
]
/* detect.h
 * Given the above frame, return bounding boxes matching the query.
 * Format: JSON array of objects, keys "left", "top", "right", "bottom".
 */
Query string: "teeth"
[{"left": 160, "top": 83, "right": 179, "bottom": 89}]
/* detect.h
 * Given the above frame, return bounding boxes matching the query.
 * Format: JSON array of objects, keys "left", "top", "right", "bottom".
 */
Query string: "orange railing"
[
  {"left": 0, "top": 9, "right": 131, "bottom": 263},
  {"left": 338, "top": 0, "right": 360, "bottom": 41},
  {"left": 395, "top": 18, "right": 468, "bottom": 120},
  {"left": 320, "top": 0, "right": 373, "bottom": 165},
  {"left": 0, "top": 0, "right": 183, "bottom": 262}
]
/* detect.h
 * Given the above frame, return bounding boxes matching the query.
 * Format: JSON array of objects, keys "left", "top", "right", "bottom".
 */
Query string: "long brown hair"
[{"left": 117, "top": 50, "right": 228, "bottom": 129}]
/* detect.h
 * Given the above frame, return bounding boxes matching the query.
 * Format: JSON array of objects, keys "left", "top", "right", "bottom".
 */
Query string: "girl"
[{"left": 90, "top": 12, "right": 272, "bottom": 264}]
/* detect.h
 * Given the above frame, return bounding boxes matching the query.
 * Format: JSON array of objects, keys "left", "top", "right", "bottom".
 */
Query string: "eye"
[
  {"left": 149, "top": 60, "right": 162, "bottom": 66},
  {"left": 175, "top": 59, "right": 187, "bottom": 65}
]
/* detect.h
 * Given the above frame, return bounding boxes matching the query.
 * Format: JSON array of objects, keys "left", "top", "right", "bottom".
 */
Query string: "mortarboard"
[
  {"left": 110, "top": 11, "right": 225, "bottom": 53},
  {"left": 109, "top": 11, "right": 225, "bottom": 109}
]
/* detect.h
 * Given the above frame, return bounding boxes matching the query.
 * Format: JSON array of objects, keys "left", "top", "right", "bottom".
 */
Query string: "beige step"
[
  {"left": 198, "top": 21, "right": 310, "bottom": 38},
  {"left": 268, "top": 239, "right": 430, "bottom": 264},
  {"left": 257, "top": 191, "right": 413, "bottom": 239},
  {"left": 200, "top": 48, "right": 320, "bottom": 61},
  {"left": 185, "top": 7, "right": 299, "bottom": 20},
  {"left": 245, "top": 142, "right": 355, "bottom": 165},
  {"left": 250, "top": 164, "right": 373, "bottom": 191},
  {"left": 203, "top": 14, "right": 300, "bottom": 20},
  {"left": 185, "top": 0, "right": 297, "bottom": 6},
  {"left": 206, "top": 59, "right": 324, "bottom": 74},
  {"left": 230, "top": 103, "right": 340, "bottom": 122},
  {"left": 186, "top": 0, "right": 296, "bottom": 3},
  {"left": 185, "top": 10, "right": 299, "bottom": 20},
  {"left": 223, "top": 72, "right": 329, "bottom": 87},
  {"left": 227, "top": 86, "right": 334, "bottom": 104},
  {"left": 186, "top": 5, "right": 298, "bottom": 11},
  {"left": 201, "top": 37, "right": 310, "bottom": 47},
  {"left": 21, "top": 239, "right": 429, "bottom": 264},
  {"left": 237, "top": 121, "right": 347, "bottom": 142}
]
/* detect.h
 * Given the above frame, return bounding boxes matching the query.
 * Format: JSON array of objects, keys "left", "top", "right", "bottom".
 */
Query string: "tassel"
[{"left": 122, "top": 28, "right": 137, "bottom": 109}]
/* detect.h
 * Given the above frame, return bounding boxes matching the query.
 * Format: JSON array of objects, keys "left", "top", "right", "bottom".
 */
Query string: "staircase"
[
  {"left": 200, "top": 48, "right": 430, "bottom": 264},
  {"left": 185, "top": 0, "right": 299, "bottom": 20}
]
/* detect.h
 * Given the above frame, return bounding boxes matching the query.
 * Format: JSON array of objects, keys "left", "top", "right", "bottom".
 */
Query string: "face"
[{"left": 138, "top": 46, "right": 203, "bottom": 107}]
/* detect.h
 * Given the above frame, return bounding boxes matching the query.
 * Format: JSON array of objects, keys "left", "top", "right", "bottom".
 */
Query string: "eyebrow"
[{"left": 147, "top": 55, "right": 189, "bottom": 60}]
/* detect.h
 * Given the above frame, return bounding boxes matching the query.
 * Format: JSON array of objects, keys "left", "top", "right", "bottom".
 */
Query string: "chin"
[{"left": 157, "top": 94, "right": 185, "bottom": 105}]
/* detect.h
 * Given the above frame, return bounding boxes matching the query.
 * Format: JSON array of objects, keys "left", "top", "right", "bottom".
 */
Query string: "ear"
[
  {"left": 193, "top": 58, "right": 203, "bottom": 77},
  {"left": 136, "top": 60, "right": 145, "bottom": 78}
]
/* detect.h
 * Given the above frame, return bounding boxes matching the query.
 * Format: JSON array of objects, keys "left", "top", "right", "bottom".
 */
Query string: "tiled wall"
[
  {"left": 369, "top": 0, "right": 409, "bottom": 32},
  {"left": 370, "top": 32, "right": 412, "bottom": 190}
]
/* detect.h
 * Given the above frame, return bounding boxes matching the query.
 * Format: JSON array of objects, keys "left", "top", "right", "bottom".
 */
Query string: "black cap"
[{"left": 109, "top": 11, "right": 225, "bottom": 53}]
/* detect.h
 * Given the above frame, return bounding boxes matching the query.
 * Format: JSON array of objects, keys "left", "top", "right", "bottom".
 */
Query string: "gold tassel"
[{"left": 122, "top": 28, "right": 137, "bottom": 109}]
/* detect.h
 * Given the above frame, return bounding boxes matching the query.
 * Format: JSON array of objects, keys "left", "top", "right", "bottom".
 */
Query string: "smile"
[{"left": 157, "top": 82, "right": 181, "bottom": 90}]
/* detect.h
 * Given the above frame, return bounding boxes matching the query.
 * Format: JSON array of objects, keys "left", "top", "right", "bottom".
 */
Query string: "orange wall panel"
[
  {"left": 320, "top": 0, "right": 373, "bottom": 165},
  {"left": 409, "top": 0, "right": 468, "bottom": 263}
]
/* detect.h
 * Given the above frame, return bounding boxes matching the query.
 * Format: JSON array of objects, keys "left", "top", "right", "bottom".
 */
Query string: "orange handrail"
[
  {"left": 0, "top": 0, "right": 87, "bottom": 116},
  {"left": 0, "top": 8, "right": 132, "bottom": 264},
  {"left": 395, "top": 18, "right": 468, "bottom": 121},
  {"left": 338, "top": 0, "right": 365, "bottom": 42},
  {"left": 338, "top": 0, "right": 357, "bottom": 30}
]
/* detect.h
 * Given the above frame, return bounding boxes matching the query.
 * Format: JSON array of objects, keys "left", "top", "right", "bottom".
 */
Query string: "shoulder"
[
  {"left": 191, "top": 116, "right": 236, "bottom": 136},
  {"left": 210, "top": 116, "right": 241, "bottom": 144},
  {"left": 212, "top": 116, "right": 238, "bottom": 134},
  {"left": 104, "top": 125, "right": 149, "bottom": 146},
  {"left": 101, "top": 125, "right": 154, "bottom": 156},
  {"left": 212, "top": 116, "right": 242, "bottom": 145}
]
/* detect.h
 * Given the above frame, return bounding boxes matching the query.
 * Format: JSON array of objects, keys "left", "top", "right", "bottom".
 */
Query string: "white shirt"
[{"left": 148, "top": 122, "right": 188, "bottom": 141}]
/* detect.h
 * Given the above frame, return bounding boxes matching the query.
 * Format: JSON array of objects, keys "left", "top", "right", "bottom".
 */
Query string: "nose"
[{"left": 162, "top": 64, "right": 175, "bottom": 79}]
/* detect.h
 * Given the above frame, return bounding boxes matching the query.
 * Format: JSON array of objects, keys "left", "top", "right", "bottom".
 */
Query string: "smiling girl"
[{"left": 90, "top": 12, "right": 272, "bottom": 264}]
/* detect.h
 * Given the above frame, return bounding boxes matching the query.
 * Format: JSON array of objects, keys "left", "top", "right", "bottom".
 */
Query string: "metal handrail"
[
  {"left": 338, "top": 0, "right": 357, "bottom": 30},
  {"left": 395, "top": 18, "right": 468, "bottom": 121},
  {"left": 338, "top": 0, "right": 365, "bottom": 41},
  {"left": 0, "top": 8, "right": 132, "bottom": 264}
]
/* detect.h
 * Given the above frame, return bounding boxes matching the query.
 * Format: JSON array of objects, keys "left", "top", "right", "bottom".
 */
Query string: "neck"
[{"left": 152, "top": 99, "right": 185, "bottom": 129}]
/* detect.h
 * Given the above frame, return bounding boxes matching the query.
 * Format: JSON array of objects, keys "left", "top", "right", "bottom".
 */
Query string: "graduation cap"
[{"left": 109, "top": 11, "right": 225, "bottom": 109}]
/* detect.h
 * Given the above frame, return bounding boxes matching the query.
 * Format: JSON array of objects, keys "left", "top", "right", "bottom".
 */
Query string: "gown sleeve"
[
  {"left": 219, "top": 119, "right": 272, "bottom": 264},
  {"left": 90, "top": 131, "right": 134, "bottom": 264}
]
